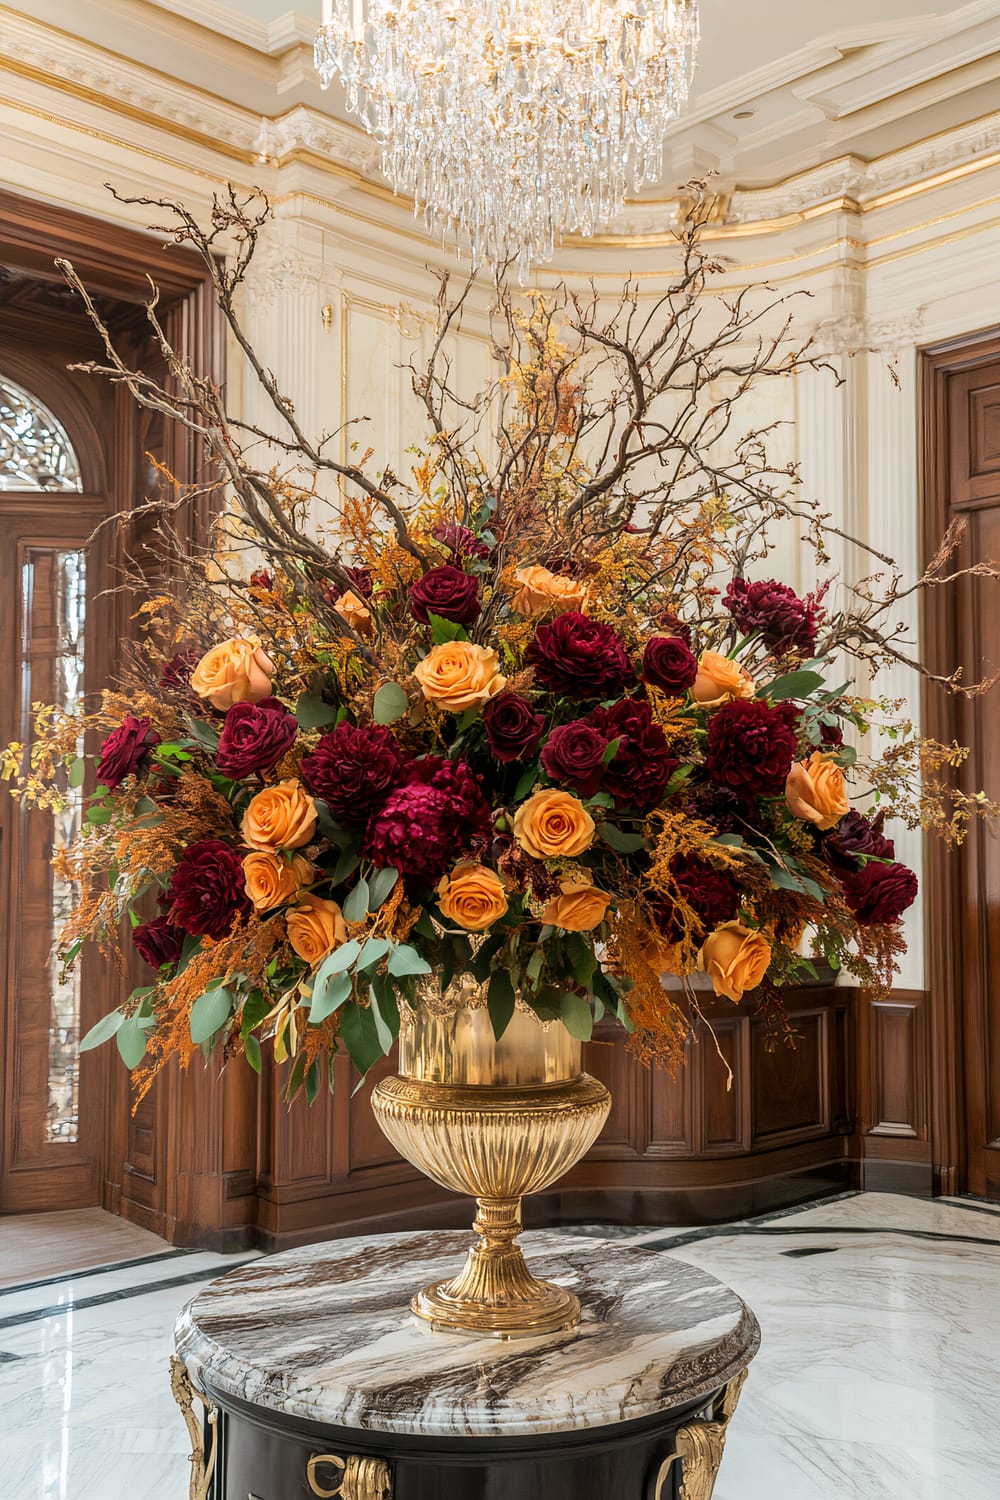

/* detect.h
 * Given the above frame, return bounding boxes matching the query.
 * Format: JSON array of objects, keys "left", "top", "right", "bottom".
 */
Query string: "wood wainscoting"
[{"left": 141, "top": 980, "right": 930, "bottom": 1252}]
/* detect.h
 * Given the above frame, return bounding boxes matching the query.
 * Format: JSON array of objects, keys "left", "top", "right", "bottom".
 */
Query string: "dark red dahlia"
[
  {"left": 96, "top": 715, "right": 161, "bottom": 789},
  {"left": 326, "top": 566, "right": 374, "bottom": 603},
  {"left": 431, "top": 522, "right": 491, "bottom": 561},
  {"left": 723, "top": 578, "right": 822, "bottom": 654},
  {"left": 215, "top": 698, "right": 297, "bottom": 778},
  {"left": 483, "top": 693, "right": 545, "bottom": 763},
  {"left": 159, "top": 649, "right": 201, "bottom": 691},
  {"left": 654, "top": 854, "right": 740, "bottom": 943},
  {"left": 642, "top": 636, "right": 698, "bottom": 694},
  {"left": 541, "top": 720, "right": 608, "bottom": 798},
  {"left": 704, "top": 699, "right": 798, "bottom": 797},
  {"left": 526, "top": 612, "right": 632, "bottom": 701},
  {"left": 300, "top": 721, "right": 406, "bottom": 828},
  {"left": 409, "top": 564, "right": 481, "bottom": 626},
  {"left": 840, "top": 860, "right": 918, "bottom": 926},
  {"left": 822, "top": 811, "right": 895, "bottom": 874},
  {"left": 169, "top": 840, "right": 250, "bottom": 940},
  {"left": 588, "top": 697, "right": 679, "bottom": 814},
  {"left": 363, "top": 756, "right": 491, "bottom": 881},
  {"left": 132, "top": 915, "right": 186, "bottom": 971}
]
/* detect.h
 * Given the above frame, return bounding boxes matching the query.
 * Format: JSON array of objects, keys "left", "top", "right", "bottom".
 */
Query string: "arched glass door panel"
[{"left": 0, "top": 375, "right": 83, "bottom": 493}]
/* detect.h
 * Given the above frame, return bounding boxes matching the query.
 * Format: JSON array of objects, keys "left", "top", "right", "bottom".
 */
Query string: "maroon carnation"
[
  {"left": 300, "top": 722, "right": 406, "bottom": 828},
  {"left": 483, "top": 693, "right": 545, "bottom": 763},
  {"left": 431, "top": 522, "right": 491, "bottom": 561},
  {"left": 96, "top": 715, "right": 161, "bottom": 790},
  {"left": 541, "top": 720, "right": 608, "bottom": 798},
  {"left": 840, "top": 860, "right": 918, "bottom": 926},
  {"left": 409, "top": 564, "right": 481, "bottom": 627},
  {"left": 822, "top": 811, "right": 895, "bottom": 874},
  {"left": 642, "top": 636, "right": 698, "bottom": 695},
  {"left": 364, "top": 756, "right": 491, "bottom": 881},
  {"left": 169, "top": 839, "right": 250, "bottom": 940},
  {"left": 249, "top": 568, "right": 273, "bottom": 590},
  {"left": 724, "top": 578, "right": 822, "bottom": 654},
  {"left": 159, "top": 649, "right": 200, "bottom": 691},
  {"left": 526, "top": 611, "right": 632, "bottom": 701},
  {"left": 326, "top": 566, "right": 374, "bottom": 603},
  {"left": 588, "top": 698, "right": 679, "bottom": 814},
  {"left": 215, "top": 698, "right": 297, "bottom": 778},
  {"left": 655, "top": 854, "right": 740, "bottom": 943},
  {"left": 132, "top": 915, "right": 186, "bottom": 972},
  {"left": 704, "top": 699, "right": 798, "bottom": 797}
]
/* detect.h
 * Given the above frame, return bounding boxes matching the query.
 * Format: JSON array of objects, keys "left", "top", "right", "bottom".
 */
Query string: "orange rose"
[
  {"left": 785, "top": 752, "right": 850, "bottom": 831},
  {"left": 513, "top": 788, "right": 595, "bottom": 860},
  {"left": 286, "top": 894, "right": 347, "bottom": 967},
  {"left": 690, "top": 651, "right": 755, "bottom": 708},
  {"left": 413, "top": 641, "right": 506, "bottom": 711},
  {"left": 437, "top": 863, "right": 509, "bottom": 931},
  {"left": 699, "top": 921, "right": 771, "bottom": 1002},
  {"left": 242, "top": 851, "right": 313, "bottom": 912},
  {"left": 191, "top": 637, "right": 275, "bottom": 711},
  {"left": 542, "top": 878, "right": 611, "bottom": 932},
  {"left": 511, "top": 564, "right": 589, "bottom": 620},
  {"left": 242, "top": 779, "right": 317, "bottom": 852},
  {"left": 335, "top": 589, "right": 373, "bottom": 637}
]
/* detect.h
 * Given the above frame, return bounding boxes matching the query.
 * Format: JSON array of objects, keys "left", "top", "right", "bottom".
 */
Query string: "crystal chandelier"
[{"left": 315, "top": 2, "right": 700, "bottom": 277}]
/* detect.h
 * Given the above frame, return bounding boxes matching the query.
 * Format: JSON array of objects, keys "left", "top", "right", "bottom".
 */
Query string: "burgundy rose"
[
  {"left": 655, "top": 854, "right": 740, "bottom": 943},
  {"left": 526, "top": 611, "right": 632, "bottom": 701},
  {"left": 724, "top": 578, "right": 822, "bottom": 654},
  {"left": 326, "top": 566, "right": 374, "bottom": 603},
  {"left": 409, "top": 565, "right": 481, "bottom": 627},
  {"left": 819, "top": 719, "right": 845, "bottom": 748},
  {"left": 822, "top": 811, "right": 895, "bottom": 874},
  {"left": 432, "top": 522, "right": 491, "bottom": 561},
  {"left": 541, "top": 720, "right": 608, "bottom": 798},
  {"left": 169, "top": 839, "right": 250, "bottom": 940},
  {"left": 704, "top": 699, "right": 798, "bottom": 797},
  {"left": 215, "top": 697, "right": 297, "bottom": 778},
  {"left": 300, "top": 722, "right": 406, "bottom": 827},
  {"left": 132, "top": 915, "right": 186, "bottom": 972},
  {"left": 840, "top": 860, "right": 918, "bottom": 926},
  {"left": 483, "top": 693, "right": 545, "bottom": 763},
  {"left": 642, "top": 636, "right": 698, "bottom": 695},
  {"left": 364, "top": 756, "right": 491, "bottom": 881},
  {"left": 96, "top": 715, "right": 161, "bottom": 790},
  {"left": 249, "top": 568, "right": 274, "bottom": 590},
  {"left": 588, "top": 698, "right": 679, "bottom": 814},
  {"left": 159, "top": 649, "right": 200, "bottom": 691}
]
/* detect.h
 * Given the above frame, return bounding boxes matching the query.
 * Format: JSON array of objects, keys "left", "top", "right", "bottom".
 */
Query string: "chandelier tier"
[{"left": 315, "top": 1, "right": 700, "bottom": 276}]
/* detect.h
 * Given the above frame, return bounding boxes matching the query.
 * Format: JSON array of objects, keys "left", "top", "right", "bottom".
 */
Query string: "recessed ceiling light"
[{"left": 734, "top": 109, "right": 755, "bottom": 119}]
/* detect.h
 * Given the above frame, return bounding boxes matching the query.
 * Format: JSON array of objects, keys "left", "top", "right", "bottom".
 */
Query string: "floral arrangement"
[{"left": 5, "top": 188, "right": 994, "bottom": 1103}]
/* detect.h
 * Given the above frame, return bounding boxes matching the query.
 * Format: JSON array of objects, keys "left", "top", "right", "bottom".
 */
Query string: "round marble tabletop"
[{"left": 175, "top": 1229, "right": 759, "bottom": 1439}]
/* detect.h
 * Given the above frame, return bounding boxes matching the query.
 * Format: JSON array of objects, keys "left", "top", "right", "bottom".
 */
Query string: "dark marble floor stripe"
[
  {"left": 942, "top": 1196, "right": 1000, "bottom": 1220},
  {"left": 635, "top": 1223, "right": 1000, "bottom": 1253},
  {"left": 0, "top": 1261, "right": 255, "bottom": 1334},
  {"left": 0, "top": 1247, "right": 192, "bottom": 1300}
]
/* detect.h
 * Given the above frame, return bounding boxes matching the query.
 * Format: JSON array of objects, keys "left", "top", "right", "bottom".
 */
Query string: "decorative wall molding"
[{"left": 810, "top": 308, "right": 929, "bottom": 358}]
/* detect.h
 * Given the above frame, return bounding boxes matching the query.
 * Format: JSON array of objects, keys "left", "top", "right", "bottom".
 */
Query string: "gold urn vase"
[{"left": 370, "top": 995, "right": 611, "bottom": 1338}]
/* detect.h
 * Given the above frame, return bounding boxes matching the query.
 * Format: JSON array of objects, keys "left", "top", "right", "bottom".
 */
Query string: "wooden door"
[
  {"left": 922, "top": 334, "right": 1000, "bottom": 1200},
  {"left": 0, "top": 357, "right": 115, "bottom": 1212}
]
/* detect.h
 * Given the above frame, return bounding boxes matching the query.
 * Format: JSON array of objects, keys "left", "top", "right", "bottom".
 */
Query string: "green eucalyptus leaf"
[
  {"left": 116, "top": 1013, "right": 150, "bottom": 1069},
  {"left": 189, "top": 987, "right": 234, "bottom": 1045},
  {"left": 79, "top": 1009, "right": 124, "bottom": 1052},
  {"left": 341, "top": 1001, "right": 387, "bottom": 1083},
  {"left": 295, "top": 693, "right": 339, "bottom": 730},
  {"left": 313, "top": 938, "right": 362, "bottom": 984},
  {"left": 368, "top": 866, "right": 399, "bottom": 910},
  {"left": 559, "top": 991, "right": 594, "bottom": 1042},
  {"left": 311, "top": 969, "right": 353, "bottom": 1025},
  {"left": 357, "top": 937, "right": 391, "bottom": 972},
  {"left": 387, "top": 944, "right": 432, "bottom": 979},
  {"left": 373, "top": 682, "right": 410, "bottom": 725},
  {"left": 487, "top": 968, "right": 516, "bottom": 1040},
  {"left": 68, "top": 756, "right": 86, "bottom": 789},
  {"left": 342, "top": 878, "right": 371, "bottom": 925},
  {"left": 600, "top": 824, "right": 648, "bottom": 853},
  {"left": 762, "top": 670, "right": 825, "bottom": 703},
  {"left": 427, "top": 612, "right": 467, "bottom": 645}
]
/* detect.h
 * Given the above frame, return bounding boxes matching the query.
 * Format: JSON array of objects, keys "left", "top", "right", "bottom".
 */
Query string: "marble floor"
[
  {"left": 0, "top": 1209, "right": 171, "bottom": 1288},
  {"left": 0, "top": 1192, "right": 996, "bottom": 1498}
]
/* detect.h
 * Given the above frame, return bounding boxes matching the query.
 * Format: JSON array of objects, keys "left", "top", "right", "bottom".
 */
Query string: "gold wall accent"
[
  {"left": 307, "top": 1452, "right": 392, "bottom": 1499},
  {"left": 653, "top": 1368, "right": 749, "bottom": 1500},
  {"left": 169, "top": 1355, "right": 219, "bottom": 1500}
]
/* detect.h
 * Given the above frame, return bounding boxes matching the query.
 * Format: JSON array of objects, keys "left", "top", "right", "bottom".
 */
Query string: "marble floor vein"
[{"left": 0, "top": 1193, "right": 995, "bottom": 1499}]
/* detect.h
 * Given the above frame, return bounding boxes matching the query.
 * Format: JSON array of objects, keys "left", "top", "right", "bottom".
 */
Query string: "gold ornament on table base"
[{"left": 371, "top": 992, "right": 611, "bottom": 1338}]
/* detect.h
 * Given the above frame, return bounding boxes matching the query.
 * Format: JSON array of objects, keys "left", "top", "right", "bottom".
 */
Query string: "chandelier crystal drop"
[{"left": 315, "top": 1, "right": 700, "bottom": 277}]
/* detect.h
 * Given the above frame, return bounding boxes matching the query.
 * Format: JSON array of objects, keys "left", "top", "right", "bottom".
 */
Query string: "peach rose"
[
  {"left": 699, "top": 921, "right": 772, "bottom": 1002},
  {"left": 542, "top": 878, "right": 612, "bottom": 933},
  {"left": 286, "top": 894, "right": 348, "bottom": 967},
  {"left": 513, "top": 787, "right": 596, "bottom": 860},
  {"left": 413, "top": 641, "right": 507, "bottom": 711},
  {"left": 191, "top": 636, "right": 275, "bottom": 711},
  {"left": 785, "top": 752, "right": 850, "bottom": 831},
  {"left": 335, "top": 589, "right": 373, "bottom": 637},
  {"left": 242, "top": 851, "right": 313, "bottom": 912},
  {"left": 690, "top": 650, "right": 755, "bottom": 708},
  {"left": 242, "top": 779, "right": 317, "bottom": 852},
  {"left": 437, "top": 863, "right": 509, "bottom": 931},
  {"left": 511, "top": 564, "right": 589, "bottom": 619}
]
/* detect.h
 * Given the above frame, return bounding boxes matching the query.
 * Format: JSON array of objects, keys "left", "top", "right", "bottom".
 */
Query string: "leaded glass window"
[{"left": 0, "top": 375, "right": 83, "bottom": 492}]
